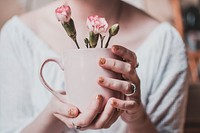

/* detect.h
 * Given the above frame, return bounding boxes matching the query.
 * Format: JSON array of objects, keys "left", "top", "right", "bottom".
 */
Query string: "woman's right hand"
[
  {"left": 53, "top": 93, "right": 105, "bottom": 129},
  {"left": 46, "top": 91, "right": 80, "bottom": 126},
  {"left": 21, "top": 90, "right": 80, "bottom": 133}
]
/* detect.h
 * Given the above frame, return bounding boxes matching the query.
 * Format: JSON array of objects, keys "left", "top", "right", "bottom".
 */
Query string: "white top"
[{"left": 0, "top": 16, "right": 188, "bottom": 133}]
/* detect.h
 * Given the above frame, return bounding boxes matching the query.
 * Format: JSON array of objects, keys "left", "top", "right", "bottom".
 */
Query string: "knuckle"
[
  {"left": 79, "top": 119, "right": 90, "bottom": 127},
  {"left": 122, "top": 83, "right": 130, "bottom": 94},
  {"left": 128, "top": 101, "right": 136, "bottom": 110},
  {"left": 108, "top": 97, "right": 115, "bottom": 102},
  {"left": 119, "top": 48, "right": 126, "bottom": 55},
  {"left": 130, "top": 101, "right": 136, "bottom": 107},
  {"left": 108, "top": 80, "right": 114, "bottom": 88},
  {"left": 129, "top": 51, "right": 136, "bottom": 61},
  {"left": 132, "top": 52, "right": 137, "bottom": 60},
  {"left": 122, "top": 101, "right": 135, "bottom": 110},
  {"left": 122, "top": 102, "right": 127, "bottom": 109},
  {"left": 124, "top": 83, "right": 132, "bottom": 94},
  {"left": 125, "top": 63, "right": 132, "bottom": 73},
  {"left": 109, "top": 97, "right": 117, "bottom": 106},
  {"left": 112, "top": 60, "right": 116, "bottom": 68}
]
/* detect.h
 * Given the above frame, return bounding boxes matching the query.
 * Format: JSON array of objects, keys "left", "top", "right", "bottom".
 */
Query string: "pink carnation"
[
  {"left": 87, "top": 15, "right": 108, "bottom": 34},
  {"left": 55, "top": 5, "right": 71, "bottom": 24}
]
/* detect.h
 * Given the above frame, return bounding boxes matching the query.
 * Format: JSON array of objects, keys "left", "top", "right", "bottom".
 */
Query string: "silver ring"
[
  {"left": 125, "top": 83, "right": 136, "bottom": 97},
  {"left": 72, "top": 121, "right": 81, "bottom": 130}
]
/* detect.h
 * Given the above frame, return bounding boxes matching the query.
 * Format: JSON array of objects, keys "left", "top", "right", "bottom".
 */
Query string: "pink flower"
[
  {"left": 87, "top": 15, "right": 108, "bottom": 34},
  {"left": 55, "top": 5, "right": 71, "bottom": 24}
]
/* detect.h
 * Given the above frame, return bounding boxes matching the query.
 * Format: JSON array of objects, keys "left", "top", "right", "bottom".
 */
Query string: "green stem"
[
  {"left": 84, "top": 38, "right": 89, "bottom": 48},
  {"left": 100, "top": 34, "right": 105, "bottom": 48},
  {"left": 105, "top": 35, "right": 112, "bottom": 48}
]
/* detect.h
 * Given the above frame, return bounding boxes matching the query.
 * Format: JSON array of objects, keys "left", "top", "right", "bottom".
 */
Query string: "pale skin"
[{"left": 21, "top": 0, "right": 159, "bottom": 133}]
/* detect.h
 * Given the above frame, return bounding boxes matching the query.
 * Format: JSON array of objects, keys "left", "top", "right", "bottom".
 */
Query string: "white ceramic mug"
[{"left": 40, "top": 48, "right": 121, "bottom": 112}]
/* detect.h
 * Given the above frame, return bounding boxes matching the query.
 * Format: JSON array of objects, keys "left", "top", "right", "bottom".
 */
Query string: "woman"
[{"left": 0, "top": 0, "right": 188, "bottom": 133}]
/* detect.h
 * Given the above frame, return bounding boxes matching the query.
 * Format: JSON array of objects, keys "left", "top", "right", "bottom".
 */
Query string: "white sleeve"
[
  {"left": 146, "top": 27, "right": 188, "bottom": 133},
  {"left": 0, "top": 22, "right": 35, "bottom": 133}
]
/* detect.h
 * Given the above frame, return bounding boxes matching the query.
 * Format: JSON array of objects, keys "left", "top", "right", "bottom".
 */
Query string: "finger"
[
  {"left": 99, "top": 57, "right": 132, "bottom": 76},
  {"left": 82, "top": 98, "right": 116, "bottom": 130},
  {"left": 93, "top": 98, "right": 116, "bottom": 129},
  {"left": 99, "top": 57, "right": 140, "bottom": 82},
  {"left": 104, "top": 108, "right": 123, "bottom": 128},
  {"left": 110, "top": 98, "right": 140, "bottom": 114},
  {"left": 53, "top": 113, "right": 74, "bottom": 128},
  {"left": 72, "top": 95, "right": 104, "bottom": 128},
  {"left": 54, "top": 100, "right": 79, "bottom": 118},
  {"left": 98, "top": 77, "right": 136, "bottom": 95},
  {"left": 51, "top": 91, "right": 79, "bottom": 118},
  {"left": 111, "top": 45, "right": 138, "bottom": 68}
]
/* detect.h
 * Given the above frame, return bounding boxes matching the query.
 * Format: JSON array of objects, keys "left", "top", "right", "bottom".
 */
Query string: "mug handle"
[{"left": 39, "top": 58, "right": 65, "bottom": 102}]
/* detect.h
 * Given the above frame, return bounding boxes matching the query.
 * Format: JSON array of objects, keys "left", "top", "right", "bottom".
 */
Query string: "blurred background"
[{"left": 0, "top": 0, "right": 200, "bottom": 132}]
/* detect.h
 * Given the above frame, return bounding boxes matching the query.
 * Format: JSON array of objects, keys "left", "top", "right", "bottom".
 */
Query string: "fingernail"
[
  {"left": 111, "top": 100, "right": 118, "bottom": 107},
  {"left": 68, "top": 108, "right": 76, "bottom": 117},
  {"left": 96, "top": 95, "right": 103, "bottom": 102},
  {"left": 98, "top": 77, "right": 104, "bottom": 83},
  {"left": 99, "top": 58, "right": 106, "bottom": 65},
  {"left": 113, "top": 45, "right": 119, "bottom": 52}
]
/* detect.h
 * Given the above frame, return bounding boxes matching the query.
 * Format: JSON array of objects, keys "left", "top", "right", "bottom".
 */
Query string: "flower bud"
[
  {"left": 62, "top": 19, "right": 77, "bottom": 41},
  {"left": 109, "top": 24, "right": 120, "bottom": 36},
  {"left": 87, "top": 15, "right": 108, "bottom": 34},
  {"left": 55, "top": 5, "right": 71, "bottom": 24}
]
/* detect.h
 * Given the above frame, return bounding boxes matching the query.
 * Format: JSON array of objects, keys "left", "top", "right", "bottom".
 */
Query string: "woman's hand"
[
  {"left": 97, "top": 45, "right": 144, "bottom": 124},
  {"left": 21, "top": 90, "right": 80, "bottom": 133},
  {"left": 46, "top": 91, "right": 80, "bottom": 126},
  {"left": 52, "top": 92, "right": 105, "bottom": 129},
  {"left": 54, "top": 45, "right": 148, "bottom": 131}
]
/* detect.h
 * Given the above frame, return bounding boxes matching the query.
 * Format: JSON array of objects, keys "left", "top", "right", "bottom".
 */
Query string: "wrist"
[
  {"left": 45, "top": 100, "right": 63, "bottom": 124},
  {"left": 125, "top": 105, "right": 148, "bottom": 131},
  {"left": 21, "top": 103, "right": 65, "bottom": 133},
  {"left": 125, "top": 105, "right": 158, "bottom": 133}
]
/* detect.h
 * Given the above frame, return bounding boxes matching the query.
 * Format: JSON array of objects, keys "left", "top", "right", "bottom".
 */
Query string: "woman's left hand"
[
  {"left": 81, "top": 45, "right": 142, "bottom": 130},
  {"left": 97, "top": 45, "right": 143, "bottom": 124}
]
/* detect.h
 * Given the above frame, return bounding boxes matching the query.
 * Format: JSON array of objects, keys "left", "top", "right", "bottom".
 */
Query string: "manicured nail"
[
  {"left": 98, "top": 77, "right": 104, "bottom": 83},
  {"left": 68, "top": 108, "right": 76, "bottom": 117},
  {"left": 96, "top": 95, "right": 103, "bottom": 102},
  {"left": 99, "top": 58, "right": 106, "bottom": 65},
  {"left": 111, "top": 100, "right": 118, "bottom": 107},
  {"left": 113, "top": 45, "right": 119, "bottom": 52}
]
